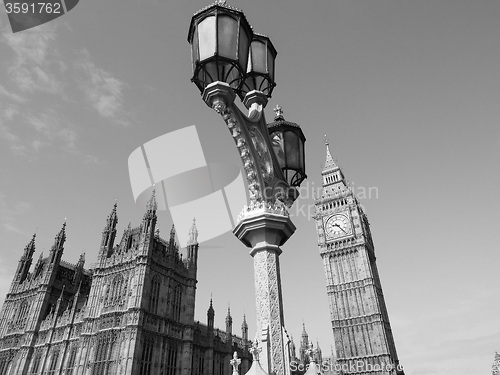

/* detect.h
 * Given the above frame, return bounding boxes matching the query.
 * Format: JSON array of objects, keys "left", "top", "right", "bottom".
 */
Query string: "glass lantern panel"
[
  {"left": 198, "top": 16, "right": 217, "bottom": 61},
  {"left": 299, "top": 134, "right": 305, "bottom": 170},
  {"left": 267, "top": 46, "right": 275, "bottom": 82},
  {"left": 238, "top": 26, "right": 249, "bottom": 73},
  {"left": 192, "top": 30, "right": 199, "bottom": 73},
  {"left": 217, "top": 15, "right": 238, "bottom": 60},
  {"left": 250, "top": 40, "right": 267, "bottom": 73},
  {"left": 284, "top": 131, "right": 300, "bottom": 169},
  {"left": 270, "top": 132, "right": 286, "bottom": 168}
]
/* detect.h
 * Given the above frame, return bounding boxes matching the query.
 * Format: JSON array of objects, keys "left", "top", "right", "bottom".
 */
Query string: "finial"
[
  {"left": 215, "top": 0, "right": 226, "bottom": 5},
  {"left": 230, "top": 352, "right": 241, "bottom": 375},
  {"left": 274, "top": 104, "right": 284, "bottom": 120},
  {"left": 250, "top": 339, "right": 262, "bottom": 361},
  {"left": 188, "top": 218, "right": 198, "bottom": 245},
  {"left": 324, "top": 135, "right": 329, "bottom": 146},
  {"left": 147, "top": 189, "right": 157, "bottom": 211}
]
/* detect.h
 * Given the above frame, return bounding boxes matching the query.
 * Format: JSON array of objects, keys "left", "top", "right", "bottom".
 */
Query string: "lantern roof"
[
  {"left": 188, "top": 0, "right": 252, "bottom": 42},
  {"left": 267, "top": 105, "right": 301, "bottom": 130},
  {"left": 193, "top": 0, "right": 242, "bottom": 16}
]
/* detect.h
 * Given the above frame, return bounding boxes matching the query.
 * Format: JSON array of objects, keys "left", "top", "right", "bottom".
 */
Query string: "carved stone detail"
[
  {"left": 217, "top": 105, "right": 263, "bottom": 203},
  {"left": 253, "top": 248, "right": 285, "bottom": 375}
]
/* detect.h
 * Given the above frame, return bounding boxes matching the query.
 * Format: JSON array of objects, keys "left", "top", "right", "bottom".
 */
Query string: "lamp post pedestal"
[{"left": 234, "top": 202, "right": 295, "bottom": 375}]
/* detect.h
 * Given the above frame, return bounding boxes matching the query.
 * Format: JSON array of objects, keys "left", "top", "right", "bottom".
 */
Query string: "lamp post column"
[{"left": 234, "top": 203, "right": 295, "bottom": 375}]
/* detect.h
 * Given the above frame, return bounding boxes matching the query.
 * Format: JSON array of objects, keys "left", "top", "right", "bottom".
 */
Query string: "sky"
[{"left": 0, "top": 0, "right": 499, "bottom": 374}]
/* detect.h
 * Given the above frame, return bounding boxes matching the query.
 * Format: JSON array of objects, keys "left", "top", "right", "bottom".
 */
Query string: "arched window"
[
  {"left": 149, "top": 276, "right": 161, "bottom": 314},
  {"left": 172, "top": 285, "right": 182, "bottom": 321},
  {"left": 105, "top": 275, "right": 126, "bottom": 308},
  {"left": 166, "top": 341, "right": 178, "bottom": 375},
  {"left": 139, "top": 337, "right": 154, "bottom": 375},
  {"left": 65, "top": 346, "right": 78, "bottom": 375},
  {"left": 16, "top": 300, "right": 30, "bottom": 328},
  {"left": 29, "top": 352, "right": 42, "bottom": 375},
  {"left": 92, "top": 332, "right": 116, "bottom": 375},
  {"left": 47, "top": 349, "right": 60, "bottom": 375}
]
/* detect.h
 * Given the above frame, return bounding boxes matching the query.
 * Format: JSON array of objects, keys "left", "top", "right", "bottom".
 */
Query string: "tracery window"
[
  {"left": 139, "top": 337, "right": 154, "bottom": 375},
  {"left": 47, "top": 349, "right": 60, "bottom": 375},
  {"left": 92, "top": 331, "right": 116, "bottom": 375},
  {"left": 149, "top": 276, "right": 161, "bottom": 314},
  {"left": 65, "top": 346, "right": 78, "bottom": 375},
  {"left": 105, "top": 275, "right": 126, "bottom": 308},
  {"left": 172, "top": 285, "right": 182, "bottom": 321},
  {"left": 16, "top": 300, "right": 30, "bottom": 328},
  {"left": 0, "top": 359, "right": 8, "bottom": 375},
  {"left": 165, "top": 341, "right": 178, "bottom": 375},
  {"left": 29, "top": 352, "right": 42, "bottom": 375}
]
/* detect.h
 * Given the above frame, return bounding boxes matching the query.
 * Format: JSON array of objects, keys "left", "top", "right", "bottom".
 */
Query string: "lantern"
[
  {"left": 187, "top": 0, "right": 253, "bottom": 93},
  {"left": 268, "top": 106, "right": 306, "bottom": 187},
  {"left": 240, "top": 33, "right": 277, "bottom": 99}
]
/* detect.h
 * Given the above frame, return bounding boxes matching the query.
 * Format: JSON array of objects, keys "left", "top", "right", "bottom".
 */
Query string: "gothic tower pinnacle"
[
  {"left": 141, "top": 190, "right": 157, "bottom": 245},
  {"left": 101, "top": 203, "right": 118, "bottom": 256},
  {"left": 187, "top": 218, "right": 199, "bottom": 270},
  {"left": 16, "top": 233, "right": 36, "bottom": 282},
  {"left": 49, "top": 222, "right": 66, "bottom": 264},
  {"left": 207, "top": 297, "right": 215, "bottom": 330},
  {"left": 241, "top": 313, "right": 248, "bottom": 348}
]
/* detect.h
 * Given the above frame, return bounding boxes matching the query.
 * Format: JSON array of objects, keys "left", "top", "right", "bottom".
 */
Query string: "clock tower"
[{"left": 314, "top": 139, "right": 404, "bottom": 375}]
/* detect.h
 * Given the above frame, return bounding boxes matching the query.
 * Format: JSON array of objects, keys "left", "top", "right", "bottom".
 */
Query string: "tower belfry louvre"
[
  {"left": 0, "top": 194, "right": 252, "bottom": 375},
  {"left": 315, "top": 139, "right": 404, "bottom": 375}
]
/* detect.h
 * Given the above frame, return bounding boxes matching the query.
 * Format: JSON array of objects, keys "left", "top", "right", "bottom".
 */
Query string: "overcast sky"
[{"left": 1, "top": 1, "right": 499, "bottom": 374}]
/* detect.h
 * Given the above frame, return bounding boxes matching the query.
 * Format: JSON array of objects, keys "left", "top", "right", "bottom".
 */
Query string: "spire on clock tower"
[
  {"left": 324, "top": 136, "right": 338, "bottom": 170},
  {"left": 322, "top": 136, "right": 347, "bottom": 194}
]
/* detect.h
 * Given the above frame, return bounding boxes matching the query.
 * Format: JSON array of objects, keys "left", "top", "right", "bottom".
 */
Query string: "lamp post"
[{"left": 188, "top": 2, "right": 306, "bottom": 375}]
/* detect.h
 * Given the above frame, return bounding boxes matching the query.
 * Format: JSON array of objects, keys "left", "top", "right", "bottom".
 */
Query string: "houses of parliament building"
[
  {"left": 0, "top": 194, "right": 253, "bottom": 375},
  {"left": 0, "top": 138, "right": 406, "bottom": 375}
]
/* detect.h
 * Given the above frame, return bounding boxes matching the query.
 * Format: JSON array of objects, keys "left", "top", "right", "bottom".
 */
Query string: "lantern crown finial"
[{"left": 274, "top": 105, "right": 284, "bottom": 120}]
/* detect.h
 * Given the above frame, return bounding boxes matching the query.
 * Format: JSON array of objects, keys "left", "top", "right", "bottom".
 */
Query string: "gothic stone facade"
[
  {"left": 0, "top": 196, "right": 251, "bottom": 375},
  {"left": 314, "top": 141, "right": 404, "bottom": 375}
]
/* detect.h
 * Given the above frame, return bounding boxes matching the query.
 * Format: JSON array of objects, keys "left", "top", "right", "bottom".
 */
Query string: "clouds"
[
  {"left": 75, "top": 50, "right": 127, "bottom": 123},
  {"left": 25, "top": 109, "right": 78, "bottom": 151},
  {"left": 3, "top": 24, "right": 64, "bottom": 94},
  {"left": 0, "top": 23, "right": 129, "bottom": 158},
  {"left": 0, "top": 191, "right": 31, "bottom": 234}
]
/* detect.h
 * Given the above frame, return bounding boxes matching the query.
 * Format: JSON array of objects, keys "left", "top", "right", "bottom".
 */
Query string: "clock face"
[{"left": 325, "top": 214, "right": 351, "bottom": 239}]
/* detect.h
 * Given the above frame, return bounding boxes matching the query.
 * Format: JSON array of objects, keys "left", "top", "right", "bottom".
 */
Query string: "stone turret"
[{"left": 16, "top": 233, "right": 36, "bottom": 283}]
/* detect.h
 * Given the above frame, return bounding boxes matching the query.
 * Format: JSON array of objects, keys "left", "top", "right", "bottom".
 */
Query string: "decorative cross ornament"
[
  {"left": 250, "top": 339, "right": 262, "bottom": 361},
  {"left": 230, "top": 351, "right": 241, "bottom": 375},
  {"left": 274, "top": 105, "right": 283, "bottom": 118}
]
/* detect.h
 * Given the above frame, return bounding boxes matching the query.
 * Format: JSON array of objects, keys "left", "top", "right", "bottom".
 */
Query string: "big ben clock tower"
[{"left": 315, "top": 139, "right": 404, "bottom": 375}]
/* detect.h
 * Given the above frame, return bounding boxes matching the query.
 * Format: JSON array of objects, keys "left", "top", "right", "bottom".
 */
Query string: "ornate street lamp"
[
  {"left": 268, "top": 106, "right": 307, "bottom": 187},
  {"left": 188, "top": 3, "right": 306, "bottom": 375},
  {"left": 188, "top": 0, "right": 252, "bottom": 93},
  {"left": 239, "top": 33, "right": 277, "bottom": 99}
]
